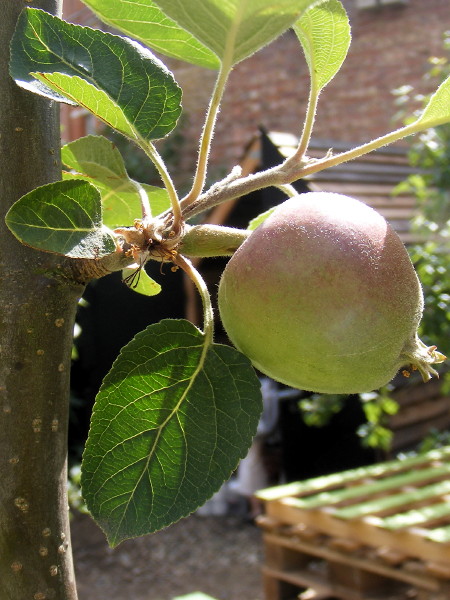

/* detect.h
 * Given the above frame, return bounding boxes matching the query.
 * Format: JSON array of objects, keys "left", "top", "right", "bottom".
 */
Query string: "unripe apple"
[{"left": 218, "top": 192, "right": 445, "bottom": 394}]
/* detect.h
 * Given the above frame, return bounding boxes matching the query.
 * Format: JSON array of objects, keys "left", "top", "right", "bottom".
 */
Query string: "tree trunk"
[{"left": 0, "top": 2, "right": 82, "bottom": 598}]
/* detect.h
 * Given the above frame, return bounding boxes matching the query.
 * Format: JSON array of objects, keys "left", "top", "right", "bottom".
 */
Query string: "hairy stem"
[
  {"left": 289, "top": 82, "right": 319, "bottom": 164},
  {"left": 131, "top": 179, "right": 152, "bottom": 222},
  {"left": 180, "top": 118, "right": 430, "bottom": 221},
  {"left": 275, "top": 183, "right": 299, "bottom": 198},
  {"left": 180, "top": 223, "right": 250, "bottom": 257},
  {"left": 141, "top": 141, "right": 182, "bottom": 233},
  {"left": 175, "top": 254, "right": 214, "bottom": 347},
  {"left": 182, "top": 64, "right": 232, "bottom": 208},
  {"left": 284, "top": 119, "right": 426, "bottom": 177}
]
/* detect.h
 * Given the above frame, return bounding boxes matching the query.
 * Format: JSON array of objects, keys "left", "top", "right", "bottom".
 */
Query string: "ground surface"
[{"left": 72, "top": 511, "right": 264, "bottom": 600}]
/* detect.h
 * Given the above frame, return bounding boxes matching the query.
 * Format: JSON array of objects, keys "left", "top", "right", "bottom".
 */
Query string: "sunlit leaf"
[
  {"left": 414, "top": 75, "right": 450, "bottom": 129},
  {"left": 62, "top": 136, "right": 170, "bottom": 227},
  {"left": 152, "top": 0, "right": 317, "bottom": 66},
  {"left": 247, "top": 207, "right": 277, "bottom": 231},
  {"left": 294, "top": 0, "right": 351, "bottom": 91},
  {"left": 5, "top": 180, "right": 116, "bottom": 258},
  {"left": 81, "top": 319, "right": 262, "bottom": 546},
  {"left": 10, "top": 8, "right": 182, "bottom": 140},
  {"left": 83, "top": 0, "right": 220, "bottom": 69},
  {"left": 122, "top": 266, "right": 162, "bottom": 296}
]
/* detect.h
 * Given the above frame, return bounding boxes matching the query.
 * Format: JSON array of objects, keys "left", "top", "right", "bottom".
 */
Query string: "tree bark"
[{"left": 0, "top": 2, "right": 81, "bottom": 598}]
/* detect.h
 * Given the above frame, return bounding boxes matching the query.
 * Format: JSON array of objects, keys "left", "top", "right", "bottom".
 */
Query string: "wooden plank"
[
  {"left": 262, "top": 565, "right": 403, "bottom": 600},
  {"left": 380, "top": 502, "right": 450, "bottom": 530},
  {"left": 388, "top": 397, "right": 450, "bottom": 430},
  {"left": 298, "top": 590, "right": 332, "bottom": 600},
  {"left": 284, "top": 465, "right": 450, "bottom": 511},
  {"left": 263, "top": 533, "right": 440, "bottom": 591},
  {"left": 358, "top": 196, "right": 417, "bottom": 207},
  {"left": 310, "top": 172, "right": 414, "bottom": 185},
  {"left": 386, "top": 223, "right": 411, "bottom": 236},
  {"left": 307, "top": 150, "right": 410, "bottom": 166},
  {"left": 262, "top": 566, "right": 336, "bottom": 599},
  {"left": 426, "top": 525, "right": 450, "bottom": 544},
  {"left": 373, "top": 208, "right": 416, "bottom": 219},
  {"left": 265, "top": 501, "right": 450, "bottom": 565},
  {"left": 425, "top": 561, "right": 450, "bottom": 579},
  {"left": 310, "top": 164, "right": 416, "bottom": 181},
  {"left": 389, "top": 414, "right": 450, "bottom": 453},
  {"left": 397, "top": 232, "right": 429, "bottom": 244},
  {"left": 375, "top": 548, "right": 408, "bottom": 566},
  {"left": 306, "top": 181, "right": 399, "bottom": 195},
  {"left": 263, "top": 569, "right": 302, "bottom": 600},
  {"left": 393, "top": 380, "right": 442, "bottom": 406},
  {"left": 306, "top": 137, "right": 410, "bottom": 156},
  {"left": 256, "top": 447, "right": 450, "bottom": 502},
  {"left": 334, "top": 479, "right": 450, "bottom": 520}
]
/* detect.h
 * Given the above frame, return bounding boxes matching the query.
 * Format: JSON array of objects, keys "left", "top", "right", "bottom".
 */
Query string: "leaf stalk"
[
  {"left": 290, "top": 81, "right": 320, "bottom": 164},
  {"left": 181, "top": 64, "right": 232, "bottom": 208},
  {"left": 174, "top": 254, "right": 214, "bottom": 347},
  {"left": 140, "top": 140, "right": 183, "bottom": 233}
]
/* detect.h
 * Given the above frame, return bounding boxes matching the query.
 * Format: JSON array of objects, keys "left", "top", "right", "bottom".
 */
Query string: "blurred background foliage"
[{"left": 393, "top": 30, "right": 450, "bottom": 367}]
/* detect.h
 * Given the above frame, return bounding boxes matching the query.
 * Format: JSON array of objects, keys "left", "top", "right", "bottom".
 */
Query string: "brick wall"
[
  {"left": 169, "top": 0, "right": 449, "bottom": 178},
  {"left": 60, "top": 0, "right": 449, "bottom": 181}
]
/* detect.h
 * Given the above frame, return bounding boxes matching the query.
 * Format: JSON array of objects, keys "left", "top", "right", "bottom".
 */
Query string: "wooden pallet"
[{"left": 256, "top": 447, "right": 450, "bottom": 600}]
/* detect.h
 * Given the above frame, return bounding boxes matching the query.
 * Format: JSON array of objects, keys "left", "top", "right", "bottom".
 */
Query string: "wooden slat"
[
  {"left": 307, "top": 149, "right": 410, "bottom": 166},
  {"left": 358, "top": 196, "right": 417, "bottom": 207},
  {"left": 266, "top": 466, "right": 450, "bottom": 510},
  {"left": 265, "top": 501, "right": 450, "bottom": 565},
  {"left": 426, "top": 525, "right": 450, "bottom": 544},
  {"left": 333, "top": 479, "right": 450, "bottom": 520},
  {"left": 256, "top": 447, "right": 450, "bottom": 502},
  {"left": 388, "top": 396, "right": 450, "bottom": 429},
  {"left": 380, "top": 502, "right": 450, "bottom": 530},
  {"left": 263, "top": 533, "right": 440, "bottom": 592},
  {"left": 262, "top": 565, "right": 399, "bottom": 600},
  {"left": 393, "top": 379, "right": 442, "bottom": 407},
  {"left": 308, "top": 183, "right": 404, "bottom": 198},
  {"left": 259, "top": 448, "right": 450, "bottom": 568},
  {"left": 262, "top": 566, "right": 337, "bottom": 600},
  {"left": 389, "top": 414, "right": 450, "bottom": 453},
  {"left": 307, "top": 179, "right": 420, "bottom": 243},
  {"left": 374, "top": 208, "right": 416, "bottom": 219},
  {"left": 309, "top": 167, "right": 415, "bottom": 184}
]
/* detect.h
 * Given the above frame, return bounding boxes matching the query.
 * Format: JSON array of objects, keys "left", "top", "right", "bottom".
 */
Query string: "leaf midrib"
[
  {"left": 93, "top": 336, "right": 213, "bottom": 541},
  {"left": 29, "top": 18, "right": 101, "bottom": 91}
]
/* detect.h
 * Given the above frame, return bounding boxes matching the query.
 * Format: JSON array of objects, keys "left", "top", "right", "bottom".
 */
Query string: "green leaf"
[
  {"left": 122, "top": 267, "right": 162, "bottom": 296},
  {"left": 10, "top": 8, "right": 182, "bottom": 140},
  {"left": 414, "top": 75, "right": 450, "bottom": 129},
  {"left": 294, "top": 0, "right": 351, "bottom": 91},
  {"left": 63, "top": 135, "right": 129, "bottom": 180},
  {"left": 247, "top": 207, "right": 277, "bottom": 231},
  {"left": 81, "top": 319, "right": 262, "bottom": 546},
  {"left": 83, "top": 0, "right": 220, "bottom": 69},
  {"left": 152, "top": 0, "right": 317, "bottom": 66},
  {"left": 5, "top": 180, "right": 116, "bottom": 258},
  {"left": 62, "top": 135, "right": 170, "bottom": 227}
]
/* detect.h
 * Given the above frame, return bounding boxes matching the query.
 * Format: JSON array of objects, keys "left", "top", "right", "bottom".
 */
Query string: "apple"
[{"left": 218, "top": 192, "right": 445, "bottom": 393}]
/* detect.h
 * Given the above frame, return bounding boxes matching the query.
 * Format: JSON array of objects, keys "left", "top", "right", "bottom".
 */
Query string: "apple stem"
[{"left": 401, "top": 334, "right": 446, "bottom": 382}]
